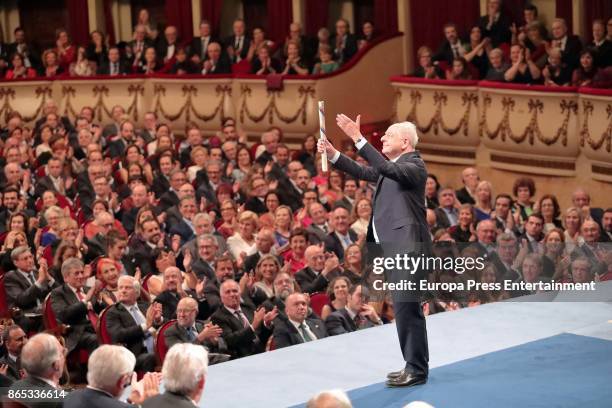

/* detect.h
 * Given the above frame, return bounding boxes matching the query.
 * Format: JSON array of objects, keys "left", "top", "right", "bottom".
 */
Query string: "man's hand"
[
  {"left": 263, "top": 307, "right": 279, "bottom": 328},
  {"left": 129, "top": 372, "right": 161, "bottom": 405},
  {"left": 317, "top": 138, "right": 338, "bottom": 158},
  {"left": 336, "top": 113, "right": 362, "bottom": 142},
  {"left": 198, "top": 322, "right": 223, "bottom": 342},
  {"left": 252, "top": 307, "right": 266, "bottom": 330},
  {"left": 322, "top": 252, "right": 340, "bottom": 277},
  {"left": 360, "top": 304, "right": 381, "bottom": 323}
]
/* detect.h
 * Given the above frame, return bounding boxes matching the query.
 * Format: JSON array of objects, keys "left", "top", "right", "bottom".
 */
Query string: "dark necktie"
[
  {"left": 187, "top": 326, "right": 197, "bottom": 342},
  {"left": 354, "top": 314, "right": 365, "bottom": 330},
  {"left": 299, "top": 323, "right": 313, "bottom": 342},
  {"left": 26, "top": 272, "right": 36, "bottom": 286},
  {"left": 235, "top": 310, "right": 249, "bottom": 328}
]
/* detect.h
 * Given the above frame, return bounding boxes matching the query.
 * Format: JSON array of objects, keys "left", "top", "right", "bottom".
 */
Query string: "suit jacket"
[
  {"left": 224, "top": 35, "right": 251, "bottom": 63},
  {"left": 189, "top": 36, "right": 218, "bottom": 60},
  {"left": 156, "top": 40, "right": 179, "bottom": 62},
  {"left": 276, "top": 177, "right": 303, "bottom": 212},
  {"left": 272, "top": 316, "right": 328, "bottom": 348},
  {"left": 143, "top": 391, "right": 198, "bottom": 408},
  {"left": 105, "top": 301, "right": 153, "bottom": 357},
  {"left": 191, "top": 257, "right": 215, "bottom": 281},
  {"left": 294, "top": 267, "right": 329, "bottom": 294},
  {"left": 4, "top": 269, "right": 55, "bottom": 313},
  {"left": 455, "top": 186, "right": 475, "bottom": 204},
  {"left": 33, "top": 175, "right": 72, "bottom": 199},
  {"left": 169, "top": 218, "right": 196, "bottom": 244},
  {"left": 203, "top": 55, "right": 232, "bottom": 74},
  {"left": 325, "top": 307, "right": 377, "bottom": 336},
  {"left": 151, "top": 174, "right": 171, "bottom": 198},
  {"left": 307, "top": 224, "right": 329, "bottom": 245},
  {"left": 49, "top": 284, "right": 102, "bottom": 352},
  {"left": 592, "top": 40, "right": 612, "bottom": 68},
  {"left": 8, "top": 376, "right": 63, "bottom": 408},
  {"left": 324, "top": 229, "right": 358, "bottom": 261},
  {"left": 96, "top": 60, "right": 131, "bottom": 75},
  {"left": 244, "top": 197, "right": 267, "bottom": 215},
  {"left": 0, "top": 355, "right": 19, "bottom": 381},
  {"left": 158, "top": 190, "right": 180, "bottom": 212},
  {"left": 64, "top": 387, "right": 132, "bottom": 408},
  {"left": 433, "top": 39, "right": 470, "bottom": 64},
  {"left": 210, "top": 303, "right": 271, "bottom": 358},
  {"left": 155, "top": 290, "right": 212, "bottom": 322},
  {"left": 330, "top": 33, "right": 358, "bottom": 64},
  {"left": 164, "top": 320, "right": 204, "bottom": 350},
  {"left": 434, "top": 207, "right": 457, "bottom": 229},
  {"left": 332, "top": 143, "right": 432, "bottom": 253},
  {"left": 107, "top": 138, "right": 129, "bottom": 159},
  {"left": 560, "top": 35, "right": 583, "bottom": 69},
  {"left": 477, "top": 13, "right": 512, "bottom": 47},
  {"left": 127, "top": 235, "right": 157, "bottom": 276}
]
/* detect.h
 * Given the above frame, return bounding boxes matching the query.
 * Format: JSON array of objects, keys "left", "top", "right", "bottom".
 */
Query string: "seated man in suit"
[
  {"left": 272, "top": 293, "right": 327, "bottom": 348},
  {"left": 242, "top": 228, "right": 279, "bottom": 275},
  {"left": 64, "top": 345, "right": 161, "bottom": 408},
  {"left": 210, "top": 279, "right": 277, "bottom": 359},
  {"left": 105, "top": 276, "right": 162, "bottom": 372},
  {"left": 306, "top": 203, "right": 331, "bottom": 245},
  {"left": 168, "top": 196, "right": 197, "bottom": 245},
  {"left": 4, "top": 246, "right": 57, "bottom": 331},
  {"left": 325, "top": 284, "right": 383, "bottom": 336},
  {"left": 106, "top": 120, "right": 135, "bottom": 159},
  {"left": 0, "top": 325, "right": 27, "bottom": 383},
  {"left": 295, "top": 245, "right": 340, "bottom": 294},
  {"left": 190, "top": 233, "right": 218, "bottom": 281},
  {"left": 202, "top": 42, "right": 231, "bottom": 74},
  {"left": 324, "top": 205, "right": 359, "bottom": 261},
  {"left": 262, "top": 271, "right": 296, "bottom": 314},
  {"left": 156, "top": 266, "right": 211, "bottom": 321},
  {"left": 433, "top": 23, "right": 470, "bottom": 65},
  {"left": 164, "top": 297, "right": 229, "bottom": 364},
  {"left": 97, "top": 46, "right": 130, "bottom": 76},
  {"left": 8, "top": 333, "right": 66, "bottom": 408},
  {"left": 49, "top": 257, "right": 101, "bottom": 356},
  {"left": 142, "top": 343, "right": 208, "bottom": 408},
  {"left": 435, "top": 187, "right": 460, "bottom": 229},
  {"left": 572, "top": 188, "right": 604, "bottom": 227},
  {"left": 456, "top": 167, "right": 479, "bottom": 205}
]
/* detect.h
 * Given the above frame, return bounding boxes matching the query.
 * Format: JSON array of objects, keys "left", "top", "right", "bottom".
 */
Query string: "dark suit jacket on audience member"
[
  {"left": 272, "top": 316, "right": 328, "bottom": 348},
  {"left": 324, "top": 229, "right": 358, "bottom": 261},
  {"left": 9, "top": 376, "right": 63, "bottom": 408},
  {"left": 325, "top": 307, "right": 377, "bottom": 336},
  {"left": 294, "top": 266, "right": 331, "bottom": 294},
  {"left": 64, "top": 386, "right": 132, "bottom": 408},
  {"left": 4, "top": 269, "right": 55, "bottom": 313},
  {"left": 142, "top": 391, "right": 198, "bottom": 408}
]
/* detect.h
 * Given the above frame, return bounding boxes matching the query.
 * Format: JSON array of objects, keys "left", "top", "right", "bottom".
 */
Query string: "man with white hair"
[
  {"left": 8, "top": 333, "right": 66, "bottom": 408},
  {"left": 143, "top": 343, "right": 209, "bottom": 408},
  {"left": 319, "top": 116, "right": 431, "bottom": 387},
  {"left": 307, "top": 389, "right": 352, "bottom": 408},
  {"left": 65, "top": 344, "right": 161, "bottom": 407}
]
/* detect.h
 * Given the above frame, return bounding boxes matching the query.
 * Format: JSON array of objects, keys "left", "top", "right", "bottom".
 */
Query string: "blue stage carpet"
[{"left": 339, "top": 333, "right": 612, "bottom": 408}]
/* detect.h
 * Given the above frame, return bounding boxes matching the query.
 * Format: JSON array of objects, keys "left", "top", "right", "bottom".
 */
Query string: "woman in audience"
[
  {"left": 537, "top": 194, "right": 563, "bottom": 233},
  {"left": 468, "top": 263, "right": 510, "bottom": 305},
  {"left": 572, "top": 49, "right": 599, "bottom": 87},
  {"left": 463, "top": 26, "right": 491, "bottom": 79},
  {"left": 446, "top": 57, "right": 472, "bottom": 80},
  {"left": 562, "top": 207, "right": 583, "bottom": 247},
  {"left": 449, "top": 204, "right": 475, "bottom": 245},
  {"left": 69, "top": 46, "right": 96, "bottom": 77},
  {"left": 229, "top": 145, "right": 252, "bottom": 184},
  {"left": 512, "top": 177, "right": 536, "bottom": 224},
  {"left": 485, "top": 48, "right": 509, "bottom": 81},
  {"left": 0, "top": 230, "right": 28, "bottom": 272},
  {"left": 425, "top": 174, "right": 440, "bottom": 209},
  {"left": 320, "top": 169, "right": 344, "bottom": 207},
  {"left": 247, "top": 27, "right": 275, "bottom": 62},
  {"left": 258, "top": 191, "right": 280, "bottom": 229},
  {"left": 504, "top": 44, "right": 541, "bottom": 84},
  {"left": 55, "top": 28, "right": 76, "bottom": 71},
  {"left": 282, "top": 228, "right": 308, "bottom": 274},
  {"left": 541, "top": 228, "right": 570, "bottom": 279},
  {"left": 542, "top": 47, "right": 572, "bottom": 86},
  {"left": 273, "top": 205, "right": 293, "bottom": 250},
  {"left": 321, "top": 276, "right": 351, "bottom": 320},
  {"left": 97, "top": 258, "right": 121, "bottom": 306},
  {"left": 227, "top": 210, "right": 258, "bottom": 262},
  {"left": 170, "top": 47, "right": 199, "bottom": 74},
  {"left": 49, "top": 240, "right": 79, "bottom": 283},
  {"left": 5, "top": 53, "right": 37, "bottom": 79},
  {"left": 253, "top": 254, "right": 282, "bottom": 298},
  {"left": 342, "top": 244, "right": 363, "bottom": 284},
  {"left": 118, "top": 144, "right": 154, "bottom": 185},
  {"left": 41, "top": 49, "right": 64, "bottom": 77},
  {"left": 282, "top": 41, "right": 309, "bottom": 75},
  {"left": 136, "top": 8, "right": 158, "bottom": 41},
  {"left": 294, "top": 134, "right": 317, "bottom": 175},
  {"left": 350, "top": 198, "right": 371, "bottom": 237},
  {"left": 474, "top": 180, "right": 493, "bottom": 220},
  {"left": 251, "top": 46, "right": 282, "bottom": 75},
  {"left": 40, "top": 206, "right": 64, "bottom": 247},
  {"left": 86, "top": 30, "right": 107, "bottom": 66},
  {"left": 521, "top": 22, "right": 548, "bottom": 68},
  {"left": 413, "top": 46, "right": 443, "bottom": 79},
  {"left": 312, "top": 44, "right": 339, "bottom": 75},
  {"left": 138, "top": 47, "right": 161, "bottom": 75},
  {"left": 358, "top": 20, "right": 376, "bottom": 48},
  {"left": 217, "top": 199, "right": 238, "bottom": 239}
]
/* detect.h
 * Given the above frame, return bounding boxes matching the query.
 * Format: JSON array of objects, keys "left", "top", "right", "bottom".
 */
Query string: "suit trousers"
[{"left": 393, "top": 300, "right": 429, "bottom": 377}]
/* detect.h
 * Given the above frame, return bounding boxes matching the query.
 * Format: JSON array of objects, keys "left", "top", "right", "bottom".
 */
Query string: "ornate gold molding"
[
  {"left": 239, "top": 85, "right": 315, "bottom": 125},
  {"left": 0, "top": 86, "right": 53, "bottom": 123},
  {"left": 579, "top": 101, "right": 611, "bottom": 152},
  {"left": 153, "top": 84, "right": 231, "bottom": 123},
  {"left": 479, "top": 94, "right": 577, "bottom": 146}
]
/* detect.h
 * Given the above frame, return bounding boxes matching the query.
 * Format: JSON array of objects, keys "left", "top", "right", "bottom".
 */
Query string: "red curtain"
[
  {"left": 103, "top": 0, "right": 115, "bottom": 45},
  {"left": 305, "top": 0, "right": 329, "bottom": 37},
  {"left": 374, "top": 0, "right": 398, "bottom": 34},
  {"left": 410, "top": 0, "right": 480, "bottom": 51},
  {"left": 501, "top": 0, "right": 526, "bottom": 25},
  {"left": 267, "top": 0, "right": 293, "bottom": 44},
  {"left": 555, "top": 0, "right": 573, "bottom": 34},
  {"left": 201, "top": 0, "right": 223, "bottom": 36},
  {"left": 584, "top": 0, "right": 612, "bottom": 42},
  {"left": 67, "top": 0, "right": 90, "bottom": 46},
  {"left": 165, "top": 0, "right": 194, "bottom": 43}
]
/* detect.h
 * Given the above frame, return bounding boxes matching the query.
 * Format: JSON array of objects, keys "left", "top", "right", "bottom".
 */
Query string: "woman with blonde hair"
[
  {"left": 227, "top": 210, "right": 258, "bottom": 261},
  {"left": 350, "top": 198, "right": 371, "bottom": 237},
  {"left": 96, "top": 258, "right": 121, "bottom": 306},
  {"left": 474, "top": 180, "right": 493, "bottom": 220},
  {"left": 320, "top": 276, "right": 351, "bottom": 320},
  {"left": 273, "top": 205, "right": 293, "bottom": 250},
  {"left": 253, "top": 254, "right": 282, "bottom": 298},
  {"left": 562, "top": 207, "right": 583, "bottom": 247}
]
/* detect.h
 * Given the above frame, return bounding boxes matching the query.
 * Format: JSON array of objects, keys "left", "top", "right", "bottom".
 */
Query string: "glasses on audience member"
[{"left": 177, "top": 308, "right": 197, "bottom": 314}]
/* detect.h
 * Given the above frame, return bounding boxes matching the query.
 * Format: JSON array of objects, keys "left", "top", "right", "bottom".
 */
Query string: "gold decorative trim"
[
  {"left": 491, "top": 154, "right": 575, "bottom": 170},
  {"left": 479, "top": 94, "right": 577, "bottom": 146},
  {"left": 153, "top": 84, "right": 231, "bottom": 123},
  {"left": 239, "top": 85, "right": 315, "bottom": 125},
  {"left": 0, "top": 86, "right": 53, "bottom": 123},
  {"left": 579, "top": 101, "right": 612, "bottom": 152},
  {"left": 592, "top": 164, "right": 612, "bottom": 176}
]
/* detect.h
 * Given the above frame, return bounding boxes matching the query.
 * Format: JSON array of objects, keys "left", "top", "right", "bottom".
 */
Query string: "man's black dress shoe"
[
  {"left": 387, "top": 369, "right": 405, "bottom": 380},
  {"left": 386, "top": 371, "right": 427, "bottom": 387}
]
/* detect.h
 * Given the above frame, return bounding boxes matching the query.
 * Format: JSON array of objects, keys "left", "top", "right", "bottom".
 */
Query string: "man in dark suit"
[
  {"left": 0, "top": 325, "right": 26, "bottom": 382},
  {"left": 244, "top": 177, "right": 269, "bottom": 214},
  {"left": 324, "top": 206, "right": 359, "bottom": 261},
  {"left": 105, "top": 276, "right": 162, "bottom": 372},
  {"left": 168, "top": 196, "right": 197, "bottom": 244},
  {"left": 591, "top": 19, "right": 612, "bottom": 68},
  {"left": 189, "top": 20, "right": 217, "bottom": 62},
  {"left": 306, "top": 202, "right": 331, "bottom": 244},
  {"left": 295, "top": 245, "right": 339, "bottom": 294},
  {"left": 224, "top": 19, "right": 251, "bottom": 63},
  {"left": 7, "top": 27, "right": 41, "bottom": 72},
  {"left": 242, "top": 228, "right": 279, "bottom": 274},
  {"left": 456, "top": 167, "right": 479, "bottom": 204},
  {"left": 142, "top": 343, "right": 207, "bottom": 408},
  {"left": 64, "top": 344, "right": 160, "bottom": 408},
  {"left": 33, "top": 157, "right": 74, "bottom": 199},
  {"left": 97, "top": 46, "right": 130, "bottom": 75},
  {"left": 106, "top": 121, "right": 135, "bottom": 159},
  {"left": 325, "top": 284, "right": 382, "bottom": 336},
  {"left": 433, "top": 23, "right": 470, "bottom": 65},
  {"left": 320, "top": 114, "right": 432, "bottom": 387},
  {"left": 331, "top": 19, "right": 358, "bottom": 65},
  {"left": 477, "top": 0, "right": 512, "bottom": 47},
  {"left": 572, "top": 188, "right": 605, "bottom": 227},
  {"left": 128, "top": 24, "right": 154, "bottom": 66},
  {"left": 434, "top": 187, "right": 459, "bottom": 229},
  {"left": 210, "top": 280, "right": 277, "bottom": 359},
  {"left": 8, "top": 333, "right": 66, "bottom": 408},
  {"left": 157, "top": 25, "right": 179, "bottom": 64},
  {"left": 275, "top": 161, "right": 307, "bottom": 212},
  {"left": 49, "top": 258, "right": 101, "bottom": 356},
  {"left": 156, "top": 267, "right": 212, "bottom": 321},
  {"left": 273, "top": 293, "right": 327, "bottom": 349},
  {"left": 201, "top": 41, "right": 232, "bottom": 74},
  {"left": 551, "top": 18, "right": 583, "bottom": 69}
]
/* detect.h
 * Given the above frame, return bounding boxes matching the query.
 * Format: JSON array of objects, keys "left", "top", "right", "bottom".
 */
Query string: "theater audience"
[
  {"left": 5, "top": 53, "right": 37, "bottom": 79},
  {"left": 504, "top": 44, "right": 541, "bottom": 84}
]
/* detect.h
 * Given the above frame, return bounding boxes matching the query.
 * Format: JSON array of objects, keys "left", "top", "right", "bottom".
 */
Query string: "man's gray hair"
[
  {"left": 118, "top": 275, "right": 141, "bottom": 294},
  {"left": 162, "top": 343, "right": 209, "bottom": 395},
  {"left": 497, "top": 232, "right": 517, "bottom": 245},
  {"left": 20, "top": 333, "right": 61, "bottom": 377},
  {"left": 87, "top": 345, "right": 136, "bottom": 391},
  {"left": 61, "top": 257, "right": 84, "bottom": 278},
  {"left": 193, "top": 212, "right": 212, "bottom": 225},
  {"left": 387, "top": 121, "right": 419, "bottom": 149},
  {"left": 10, "top": 245, "right": 31, "bottom": 262},
  {"left": 307, "top": 389, "right": 352, "bottom": 408},
  {"left": 197, "top": 233, "right": 218, "bottom": 247}
]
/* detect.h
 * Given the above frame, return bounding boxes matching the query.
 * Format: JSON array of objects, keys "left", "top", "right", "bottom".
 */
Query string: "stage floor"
[{"left": 200, "top": 282, "right": 612, "bottom": 408}]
